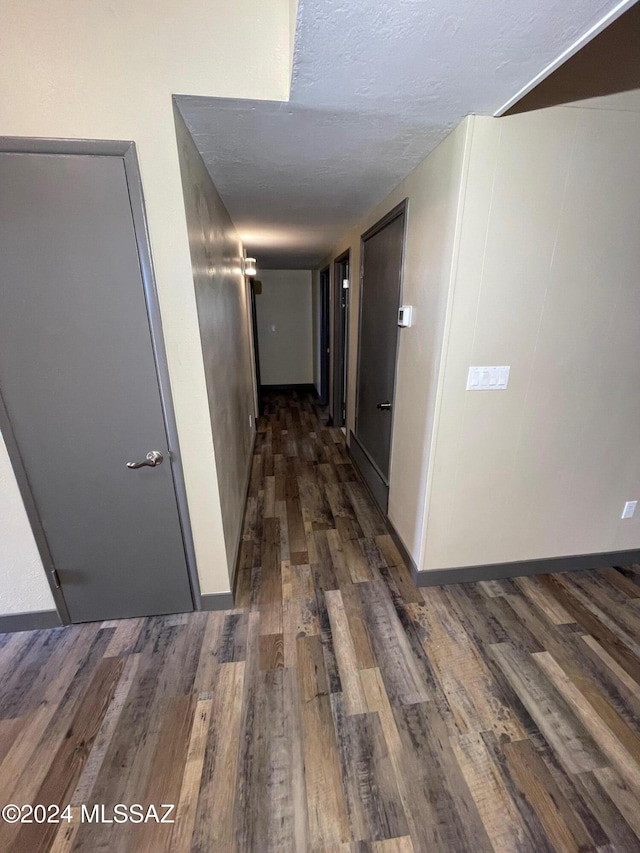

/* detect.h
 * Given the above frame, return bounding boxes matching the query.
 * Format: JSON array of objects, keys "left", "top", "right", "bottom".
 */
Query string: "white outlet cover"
[
  {"left": 467, "top": 366, "right": 510, "bottom": 391},
  {"left": 622, "top": 500, "right": 637, "bottom": 519}
]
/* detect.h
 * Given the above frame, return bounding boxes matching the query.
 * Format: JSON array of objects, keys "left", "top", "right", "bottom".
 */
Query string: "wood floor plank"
[
  {"left": 192, "top": 660, "right": 245, "bottom": 852},
  {"left": 359, "top": 581, "right": 430, "bottom": 706},
  {"left": 300, "top": 690, "right": 351, "bottom": 848},
  {"left": 10, "top": 656, "right": 125, "bottom": 853},
  {"left": 489, "top": 642, "right": 606, "bottom": 775},
  {"left": 331, "top": 693, "right": 409, "bottom": 843},
  {"left": 325, "top": 590, "right": 368, "bottom": 715},
  {"left": 419, "top": 586, "right": 525, "bottom": 740},
  {"left": 502, "top": 738, "right": 597, "bottom": 853},
  {"left": 451, "top": 729, "right": 551, "bottom": 853},
  {"left": 169, "top": 697, "right": 212, "bottom": 853}
]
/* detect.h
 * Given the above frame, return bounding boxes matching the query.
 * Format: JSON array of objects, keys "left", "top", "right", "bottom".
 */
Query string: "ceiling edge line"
[{"left": 492, "top": 0, "right": 638, "bottom": 117}]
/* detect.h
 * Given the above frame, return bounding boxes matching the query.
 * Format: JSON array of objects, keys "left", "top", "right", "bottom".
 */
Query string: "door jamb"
[{"left": 0, "top": 136, "right": 202, "bottom": 621}]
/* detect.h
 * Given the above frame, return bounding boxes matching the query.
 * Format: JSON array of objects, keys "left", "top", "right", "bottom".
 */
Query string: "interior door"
[
  {"left": 319, "top": 266, "right": 330, "bottom": 404},
  {"left": 0, "top": 148, "right": 194, "bottom": 622},
  {"left": 353, "top": 202, "right": 406, "bottom": 512},
  {"left": 332, "top": 252, "right": 350, "bottom": 427}
]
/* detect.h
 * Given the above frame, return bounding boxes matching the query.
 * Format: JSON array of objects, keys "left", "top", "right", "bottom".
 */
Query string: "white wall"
[
  {"left": 256, "top": 270, "right": 314, "bottom": 385},
  {"left": 175, "top": 108, "right": 256, "bottom": 584},
  {"left": 320, "top": 122, "right": 470, "bottom": 560},
  {"left": 422, "top": 106, "right": 640, "bottom": 570},
  {"left": 0, "top": 0, "right": 291, "bottom": 607},
  {"left": 0, "top": 431, "right": 55, "bottom": 614}
]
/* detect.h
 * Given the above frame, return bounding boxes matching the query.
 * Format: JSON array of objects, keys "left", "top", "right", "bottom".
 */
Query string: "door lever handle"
[
  {"left": 377, "top": 402, "right": 392, "bottom": 411},
  {"left": 127, "top": 450, "right": 163, "bottom": 469}
]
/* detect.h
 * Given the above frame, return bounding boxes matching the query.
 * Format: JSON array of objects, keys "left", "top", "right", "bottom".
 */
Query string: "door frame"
[
  {"left": 319, "top": 266, "right": 330, "bottom": 404},
  {"left": 0, "top": 137, "right": 202, "bottom": 622},
  {"left": 354, "top": 199, "right": 408, "bottom": 498},
  {"left": 332, "top": 250, "right": 350, "bottom": 427}
]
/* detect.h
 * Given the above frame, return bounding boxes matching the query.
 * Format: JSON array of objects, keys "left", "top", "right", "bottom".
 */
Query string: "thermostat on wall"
[{"left": 398, "top": 305, "right": 413, "bottom": 327}]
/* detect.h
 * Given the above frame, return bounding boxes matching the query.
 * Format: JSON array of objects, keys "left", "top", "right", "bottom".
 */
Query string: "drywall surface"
[
  {"left": 423, "top": 106, "right": 640, "bottom": 570},
  {"left": 175, "top": 109, "right": 256, "bottom": 583},
  {"left": 321, "top": 120, "right": 470, "bottom": 561},
  {"left": 255, "top": 270, "right": 314, "bottom": 385},
  {"left": 0, "top": 0, "right": 290, "bottom": 600},
  {"left": 0, "top": 430, "right": 55, "bottom": 614}
]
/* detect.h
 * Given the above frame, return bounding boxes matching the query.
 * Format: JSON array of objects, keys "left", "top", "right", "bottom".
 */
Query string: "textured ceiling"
[{"left": 178, "top": 0, "right": 634, "bottom": 269}]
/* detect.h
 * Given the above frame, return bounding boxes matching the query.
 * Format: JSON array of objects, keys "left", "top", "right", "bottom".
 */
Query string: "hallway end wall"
[
  {"left": 255, "top": 270, "right": 314, "bottom": 386},
  {"left": 175, "top": 108, "right": 256, "bottom": 586}
]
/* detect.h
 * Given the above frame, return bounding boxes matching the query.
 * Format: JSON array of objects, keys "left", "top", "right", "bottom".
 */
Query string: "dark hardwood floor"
[{"left": 1, "top": 391, "right": 640, "bottom": 851}]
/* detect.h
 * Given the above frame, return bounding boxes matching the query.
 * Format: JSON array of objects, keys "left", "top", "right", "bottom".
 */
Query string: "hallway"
[{"left": 0, "top": 393, "right": 640, "bottom": 850}]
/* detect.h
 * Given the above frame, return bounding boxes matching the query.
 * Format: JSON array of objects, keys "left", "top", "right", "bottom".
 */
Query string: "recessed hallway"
[{"left": 0, "top": 393, "right": 640, "bottom": 851}]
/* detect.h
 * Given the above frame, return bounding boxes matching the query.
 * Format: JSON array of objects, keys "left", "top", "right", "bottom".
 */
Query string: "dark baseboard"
[
  {"left": 0, "top": 609, "right": 62, "bottom": 634},
  {"left": 200, "top": 592, "right": 235, "bottom": 611},
  {"left": 414, "top": 549, "right": 640, "bottom": 587},
  {"left": 261, "top": 383, "right": 318, "bottom": 397}
]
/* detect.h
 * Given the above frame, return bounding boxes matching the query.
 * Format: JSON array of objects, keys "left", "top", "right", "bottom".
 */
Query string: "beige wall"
[
  {"left": 320, "top": 121, "right": 470, "bottom": 559},
  {"left": 423, "top": 106, "right": 640, "bottom": 570},
  {"left": 256, "top": 270, "right": 314, "bottom": 385},
  {"left": 175, "top": 108, "right": 256, "bottom": 584},
  {"left": 0, "top": 0, "right": 291, "bottom": 606}
]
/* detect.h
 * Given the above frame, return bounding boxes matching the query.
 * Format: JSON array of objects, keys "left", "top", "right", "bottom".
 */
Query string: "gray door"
[
  {"left": 353, "top": 203, "right": 406, "bottom": 512},
  {"left": 0, "top": 150, "right": 194, "bottom": 622}
]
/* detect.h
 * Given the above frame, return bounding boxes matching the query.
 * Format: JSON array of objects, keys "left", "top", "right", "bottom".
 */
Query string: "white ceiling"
[{"left": 178, "top": 0, "right": 634, "bottom": 269}]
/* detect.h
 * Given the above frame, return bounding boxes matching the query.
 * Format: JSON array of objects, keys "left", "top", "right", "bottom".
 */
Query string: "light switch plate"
[
  {"left": 467, "top": 366, "right": 510, "bottom": 391},
  {"left": 622, "top": 500, "right": 637, "bottom": 519}
]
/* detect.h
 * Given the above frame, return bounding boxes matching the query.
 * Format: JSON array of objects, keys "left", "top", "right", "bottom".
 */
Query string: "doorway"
[
  {"left": 248, "top": 277, "right": 262, "bottom": 407},
  {"left": 0, "top": 139, "right": 197, "bottom": 623},
  {"left": 319, "top": 266, "right": 330, "bottom": 404},
  {"left": 352, "top": 201, "right": 407, "bottom": 513},
  {"left": 332, "top": 251, "right": 350, "bottom": 428}
]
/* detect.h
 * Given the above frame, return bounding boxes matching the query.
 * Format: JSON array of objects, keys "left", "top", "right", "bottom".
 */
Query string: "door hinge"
[{"left": 51, "top": 568, "right": 61, "bottom": 589}]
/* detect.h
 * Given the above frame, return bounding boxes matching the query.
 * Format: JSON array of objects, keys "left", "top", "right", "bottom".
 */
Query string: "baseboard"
[
  {"left": 414, "top": 549, "right": 640, "bottom": 587},
  {"left": 200, "top": 592, "right": 235, "bottom": 611},
  {"left": 0, "top": 609, "right": 62, "bottom": 633},
  {"left": 260, "top": 383, "right": 318, "bottom": 396}
]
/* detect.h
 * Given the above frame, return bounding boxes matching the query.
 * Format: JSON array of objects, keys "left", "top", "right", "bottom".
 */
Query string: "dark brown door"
[
  {"left": 332, "top": 251, "right": 350, "bottom": 427},
  {"left": 353, "top": 202, "right": 406, "bottom": 511},
  {"left": 319, "top": 266, "right": 330, "bottom": 404}
]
